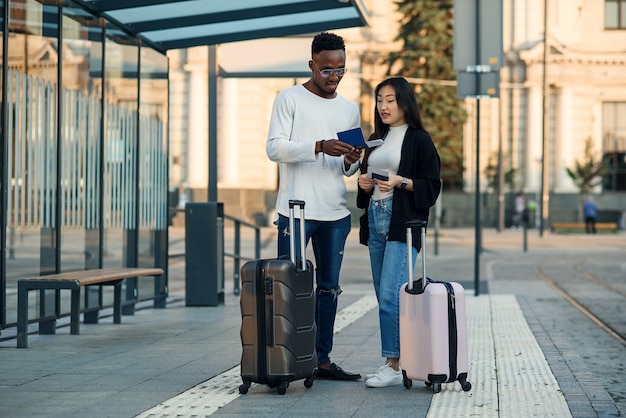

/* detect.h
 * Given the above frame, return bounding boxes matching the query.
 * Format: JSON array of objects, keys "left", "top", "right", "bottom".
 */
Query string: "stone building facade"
[{"left": 167, "top": 0, "right": 626, "bottom": 227}]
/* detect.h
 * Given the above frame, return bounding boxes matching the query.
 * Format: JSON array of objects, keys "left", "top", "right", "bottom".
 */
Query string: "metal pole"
[
  {"left": 208, "top": 45, "right": 218, "bottom": 202},
  {"left": 473, "top": 0, "right": 482, "bottom": 297},
  {"left": 0, "top": 2, "right": 9, "bottom": 327},
  {"left": 540, "top": 0, "right": 550, "bottom": 237},
  {"left": 234, "top": 221, "right": 241, "bottom": 295},
  {"left": 497, "top": 96, "right": 504, "bottom": 232},
  {"left": 434, "top": 193, "right": 441, "bottom": 256},
  {"left": 474, "top": 98, "right": 481, "bottom": 297}
]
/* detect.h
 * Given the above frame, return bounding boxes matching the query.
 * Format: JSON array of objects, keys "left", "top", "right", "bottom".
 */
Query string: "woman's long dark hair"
[{"left": 373, "top": 77, "right": 427, "bottom": 139}]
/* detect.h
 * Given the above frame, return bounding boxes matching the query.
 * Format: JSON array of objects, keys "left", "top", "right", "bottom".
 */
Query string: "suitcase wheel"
[
  {"left": 239, "top": 379, "right": 251, "bottom": 395},
  {"left": 425, "top": 381, "right": 442, "bottom": 393},
  {"left": 402, "top": 370, "right": 412, "bottom": 389},
  {"left": 304, "top": 375, "right": 315, "bottom": 389},
  {"left": 277, "top": 382, "right": 289, "bottom": 395},
  {"left": 460, "top": 380, "right": 472, "bottom": 392}
]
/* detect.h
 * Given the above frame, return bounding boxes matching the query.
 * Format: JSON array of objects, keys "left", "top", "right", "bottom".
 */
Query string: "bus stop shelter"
[{"left": 75, "top": 0, "right": 369, "bottom": 200}]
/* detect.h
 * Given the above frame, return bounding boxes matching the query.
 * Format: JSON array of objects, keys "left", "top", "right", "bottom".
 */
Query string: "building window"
[
  {"left": 605, "top": 0, "right": 626, "bottom": 29},
  {"left": 602, "top": 102, "right": 626, "bottom": 191}
]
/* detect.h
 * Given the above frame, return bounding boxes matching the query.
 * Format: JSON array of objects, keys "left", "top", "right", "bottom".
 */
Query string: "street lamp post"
[{"left": 540, "top": 0, "right": 550, "bottom": 237}]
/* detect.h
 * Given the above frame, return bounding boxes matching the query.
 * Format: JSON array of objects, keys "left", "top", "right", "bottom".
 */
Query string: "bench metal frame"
[{"left": 17, "top": 268, "right": 163, "bottom": 348}]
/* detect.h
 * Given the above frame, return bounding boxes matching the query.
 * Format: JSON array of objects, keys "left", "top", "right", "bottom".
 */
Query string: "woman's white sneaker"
[
  {"left": 364, "top": 363, "right": 391, "bottom": 380},
  {"left": 364, "top": 363, "right": 402, "bottom": 388}
]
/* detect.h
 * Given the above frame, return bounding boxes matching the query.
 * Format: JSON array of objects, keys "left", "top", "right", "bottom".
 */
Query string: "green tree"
[
  {"left": 386, "top": 0, "right": 467, "bottom": 190},
  {"left": 484, "top": 151, "right": 517, "bottom": 192},
  {"left": 566, "top": 137, "right": 607, "bottom": 194}
]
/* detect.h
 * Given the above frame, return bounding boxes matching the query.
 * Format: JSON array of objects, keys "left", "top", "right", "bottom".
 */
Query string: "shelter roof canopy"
[{"left": 74, "top": 0, "right": 368, "bottom": 52}]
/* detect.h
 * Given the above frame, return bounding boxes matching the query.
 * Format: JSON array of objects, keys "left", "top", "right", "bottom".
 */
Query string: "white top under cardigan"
[
  {"left": 367, "top": 123, "right": 408, "bottom": 201},
  {"left": 266, "top": 84, "right": 360, "bottom": 222}
]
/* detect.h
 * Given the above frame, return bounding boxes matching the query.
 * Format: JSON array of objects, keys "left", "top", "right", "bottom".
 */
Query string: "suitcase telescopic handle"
[
  {"left": 406, "top": 220, "right": 427, "bottom": 291},
  {"left": 288, "top": 200, "right": 307, "bottom": 271}
]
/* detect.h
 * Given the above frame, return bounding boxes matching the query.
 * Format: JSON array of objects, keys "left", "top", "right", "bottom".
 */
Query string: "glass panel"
[
  {"left": 603, "top": 102, "right": 615, "bottom": 151},
  {"left": 102, "top": 23, "right": 138, "bottom": 271},
  {"left": 5, "top": 0, "right": 59, "bottom": 324},
  {"left": 605, "top": 0, "right": 619, "bottom": 29},
  {"left": 602, "top": 102, "right": 626, "bottom": 191},
  {"left": 603, "top": 102, "right": 626, "bottom": 151},
  {"left": 60, "top": 1, "right": 103, "bottom": 274},
  {"left": 59, "top": 0, "right": 105, "bottom": 313},
  {"left": 138, "top": 47, "right": 168, "bottom": 300},
  {"left": 103, "top": 22, "right": 138, "bottom": 307}
]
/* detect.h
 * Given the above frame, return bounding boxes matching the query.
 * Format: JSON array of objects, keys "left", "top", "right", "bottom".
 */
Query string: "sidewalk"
[{"left": 0, "top": 227, "right": 624, "bottom": 417}]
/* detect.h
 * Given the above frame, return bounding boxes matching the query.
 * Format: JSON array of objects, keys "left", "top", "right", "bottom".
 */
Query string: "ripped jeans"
[{"left": 277, "top": 214, "right": 351, "bottom": 365}]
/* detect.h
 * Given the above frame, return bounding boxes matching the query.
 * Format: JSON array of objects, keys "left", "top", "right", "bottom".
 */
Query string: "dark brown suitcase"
[{"left": 239, "top": 200, "right": 317, "bottom": 395}]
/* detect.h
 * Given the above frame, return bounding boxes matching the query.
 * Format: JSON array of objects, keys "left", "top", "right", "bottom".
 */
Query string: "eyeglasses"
[{"left": 311, "top": 60, "right": 347, "bottom": 78}]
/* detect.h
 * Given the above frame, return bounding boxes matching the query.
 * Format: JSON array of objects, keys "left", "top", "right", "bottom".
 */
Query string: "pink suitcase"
[{"left": 399, "top": 220, "right": 471, "bottom": 393}]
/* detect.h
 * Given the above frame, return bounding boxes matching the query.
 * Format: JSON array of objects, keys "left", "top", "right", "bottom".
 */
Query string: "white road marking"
[{"left": 136, "top": 294, "right": 378, "bottom": 417}]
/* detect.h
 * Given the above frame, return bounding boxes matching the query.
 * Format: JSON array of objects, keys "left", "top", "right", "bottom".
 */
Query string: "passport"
[
  {"left": 367, "top": 167, "right": 389, "bottom": 181},
  {"left": 337, "top": 127, "right": 383, "bottom": 149}
]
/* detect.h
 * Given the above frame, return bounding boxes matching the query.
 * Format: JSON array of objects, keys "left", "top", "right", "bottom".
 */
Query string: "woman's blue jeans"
[
  {"left": 276, "top": 214, "right": 351, "bottom": 365},
  {"left": 367, "top": 197, "right": 417, "bottom": 359}
]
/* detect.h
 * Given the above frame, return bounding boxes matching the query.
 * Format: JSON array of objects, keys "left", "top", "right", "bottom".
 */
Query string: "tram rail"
[{"left": 535, "top": 259, "right": 626, "bottom": 347}]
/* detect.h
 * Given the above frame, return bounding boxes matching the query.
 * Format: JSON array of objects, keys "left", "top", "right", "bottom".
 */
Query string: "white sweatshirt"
[{"left": 266, "top": 84, "right": 360, "bottom": 221}]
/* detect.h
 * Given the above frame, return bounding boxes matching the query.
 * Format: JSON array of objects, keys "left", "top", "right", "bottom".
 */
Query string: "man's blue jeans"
[
  {"left": 367, "top": 197, "right": 417, "bottom": 359},
  {"left": 277, "top": 214, "right": 351, "bottom": 365}
]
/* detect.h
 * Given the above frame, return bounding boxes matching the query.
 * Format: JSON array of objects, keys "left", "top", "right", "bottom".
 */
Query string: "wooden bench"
[
  {"left": 550, "top": 222, "right": 619, "bottom": 232},
  {"left": 17, "top": 267, "right": 164, "bottom": 348}
]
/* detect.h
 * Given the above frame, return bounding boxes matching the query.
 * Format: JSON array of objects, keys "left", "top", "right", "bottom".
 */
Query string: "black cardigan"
[{"left": 357, "top": 128, "right": 441, "bottom": 250}]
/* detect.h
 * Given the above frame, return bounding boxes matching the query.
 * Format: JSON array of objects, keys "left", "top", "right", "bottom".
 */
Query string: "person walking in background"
[
  {"left": 512, "top": 192, "right": 525, "bottom": 230},
  {"left": 583, "top": 196, "right": 598, "bottom": 234},
  {"left": 266, "top": 32, "right": 362, "bottom": 381},
  {"left": 357, "top": 77, "right": 441, "bottom": 388}
]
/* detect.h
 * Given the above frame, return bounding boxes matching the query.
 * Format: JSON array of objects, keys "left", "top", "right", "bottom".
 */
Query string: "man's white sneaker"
[{"left": 364, "top": 363, "right": 402, "bottom": 388}]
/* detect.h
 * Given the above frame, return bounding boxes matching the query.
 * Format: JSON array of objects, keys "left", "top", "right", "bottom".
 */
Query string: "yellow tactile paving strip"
[
  {"left": 427, "top": 294, "right": 571, "bottom": 418},
  {"left": 138, "top": 294, "right": 571, "bottom": 417}
]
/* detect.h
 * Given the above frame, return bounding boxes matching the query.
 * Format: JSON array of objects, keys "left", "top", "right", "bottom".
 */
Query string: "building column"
[
  {"left": 554, "top": 86, "right": 573, "bottom": 192},
  {"left": 184, "top": 64, "right": 208, "bottom": 192},
  {"left": 525, "top": 85, "right": 543, "bottom": 193},
  {"left": 219, "top": 77, "right": 239, "bottom": 187},
  {"left": 167, "top": 49, "right": 186, "bottom": 189}
]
